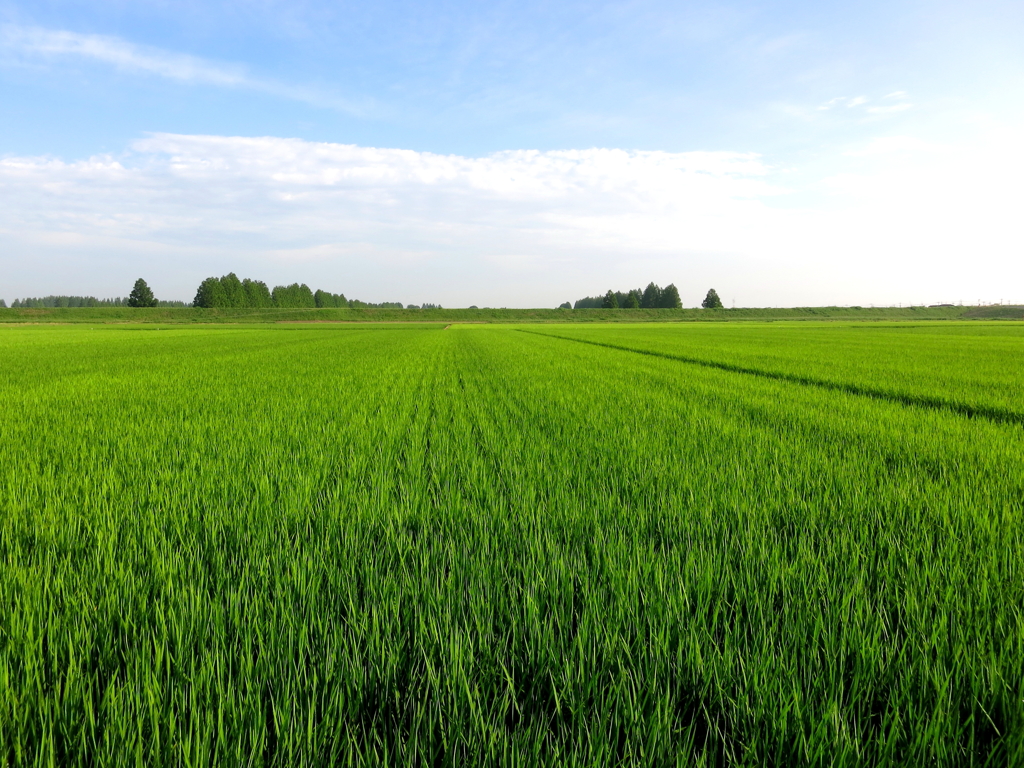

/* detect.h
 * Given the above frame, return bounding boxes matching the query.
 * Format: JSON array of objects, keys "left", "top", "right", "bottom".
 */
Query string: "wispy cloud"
[
  {"left": 812, "top": 91, "right": 912, "bottom": 119},
  {"left": 0, "top": 25, "right": 367, "bottom": 113},
  {"left": 866, "top": 91, "right": 911, "bottom": 114},
  {"left": 817, "top": 95, "right": 870, "bottom": 111},
  {"left": 2, "top": 25, "right": 247, "bottom": 84}
]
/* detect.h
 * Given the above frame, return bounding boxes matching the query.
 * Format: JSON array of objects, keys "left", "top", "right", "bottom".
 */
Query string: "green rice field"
[{"left": 1, "top": 321, "right": 1022, "bottom": 766}]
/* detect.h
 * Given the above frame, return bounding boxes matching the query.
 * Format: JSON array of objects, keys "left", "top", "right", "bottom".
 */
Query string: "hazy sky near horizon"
[{"left": 1, "top": 0, "right": 1022, "bottom": 307}]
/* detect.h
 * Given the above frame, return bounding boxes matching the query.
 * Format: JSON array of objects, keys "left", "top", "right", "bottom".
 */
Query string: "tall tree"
[
  {"left": 641, "top": 282, "right": 662, "bottom": 309},
  {"left": 602, "top": 290, "right": 619, "bottom": 309},
  {"left": 193, "top": 277, "right": 226, "bottom": 308},
  {"left": 273, "top": 283, "right": 316, "bottom": 308},
  {"left": 702, "top": 288, "right": 724, "bottom": 309},
  {"left": 127, "top": 278, "right": 158, "bottom": 308},
  {"left": 242, "top": 279, "right": 273, "bottom": 307},
  {"left": 660, "top": 283, "right": 682, "bottom": 309},
  {"left": 220, "top": 273, "right": 245, "bottom": 307},
  {"left": 623, "top": 289, "right": 641, "bottom": 309},
  {"left": 314, "top": 290, "right": 348, "bottom": 308}
]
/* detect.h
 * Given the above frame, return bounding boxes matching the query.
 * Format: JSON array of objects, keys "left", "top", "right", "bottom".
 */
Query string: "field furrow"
[{"left": 522, "top": 322, "right": 1024, "bottom": 424}]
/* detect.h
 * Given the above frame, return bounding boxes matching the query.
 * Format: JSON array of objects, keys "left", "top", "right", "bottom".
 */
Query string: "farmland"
[
  {"left": 1, "top": 322, "right": 1022, "bottom": 766},
  {"left": 0, "top": 303, "right": 986, "bottom": 325}
]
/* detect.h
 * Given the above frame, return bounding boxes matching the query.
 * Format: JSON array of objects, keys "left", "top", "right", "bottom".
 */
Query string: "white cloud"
[
  {"left": 0, "top": 25, "right": 365, "bottom": 113},
  {"left": 0, "top": 130, "right": 1021, "bottom": 307},
  {"left": 0, "top": 135, "right": 782, "bottom": 256}
]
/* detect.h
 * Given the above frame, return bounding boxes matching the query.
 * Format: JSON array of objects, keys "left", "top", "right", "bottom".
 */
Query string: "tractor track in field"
[{"left": 517, "top": 329, "right": 1024, "bottom": 427}]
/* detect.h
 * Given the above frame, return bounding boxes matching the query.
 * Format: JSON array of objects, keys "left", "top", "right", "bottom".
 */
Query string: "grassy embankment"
[{"left": 1, "top": 304, "right": 1015, "bottom": 324}]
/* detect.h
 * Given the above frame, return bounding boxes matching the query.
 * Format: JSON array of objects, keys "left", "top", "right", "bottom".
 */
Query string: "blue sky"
[{"left": 1, "top": 0, "right": 1023, "bottom": 306}]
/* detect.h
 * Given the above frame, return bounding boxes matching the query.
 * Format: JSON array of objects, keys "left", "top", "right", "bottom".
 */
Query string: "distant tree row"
[
  {"left": 3, "top": 293, "right": 185, "bottom": 308},
  {"left": 572, "top": 283, "right": 682, "bottom": 310},
  {"left": 567, "top": 285, "right": 727, "bottom": 310},
  {"left": 8, "top": 296, "right": 123, "bottom": 308},
  {"left": 192, "top": 273, "right": 412, "bottom": 309}
]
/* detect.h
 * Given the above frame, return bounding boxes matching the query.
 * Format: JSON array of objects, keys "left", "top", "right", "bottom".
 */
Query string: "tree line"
[
  {"left": 2, "top": 276, "right": 724, "bottom": 311},
  {"left": 570, "top": 283, "right": 682, "bottom": 309},
  {"left": 192, "top": 273, "right": 412, "bottom": 309},
  {"left": 2, "top": 294, "right": 185, "bottom": 308},
  {"left": 567, "top": 285, "right": 725, "bottom": 310}
]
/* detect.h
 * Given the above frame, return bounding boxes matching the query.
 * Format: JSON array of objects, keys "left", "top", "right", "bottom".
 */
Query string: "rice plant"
[{"left": 0, "top": 322, "right": 1021, "bottom": 766}]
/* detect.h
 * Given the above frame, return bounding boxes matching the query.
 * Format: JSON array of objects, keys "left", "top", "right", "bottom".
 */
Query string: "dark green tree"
[
  {"left": 220, "top": 273, "right": 245, "bottom": 307},
  {"left": 0, "top": 299, "right": 6, "bottom": 308},
  {"left": 272, "top": 283, "right": 316, "bottom": 308},
  {"left": 242, "top": 279, "right": 273, "bottom": 307},
  {"left": 314, "top": 290, "right": 348, "bottom": 308},
  {"left": 623, "top": 290, "right": 641, "bottom": 309},
  {"left": 127, "top": 278, "right": 158, "bottom": 308},
  {"left": 558, "top": 302, "right": 571, "bottom": 309},
  {"left": 641, "top": 282, "right": 662, "bottom": 309},
  {"left": 193, "top": 277, "right": 226, "bottom": 308},
  {"left": 602, "top": 290, "right": 619, "bottom": 309},
  {"left": 660, "top": 283, "right": 682, "bottom": 309},
  {"left": 702, "top": 288, "right": 723, "bottom": 309}
]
